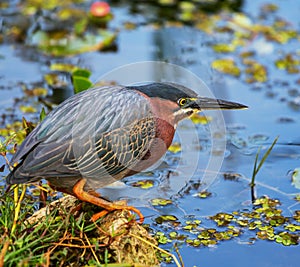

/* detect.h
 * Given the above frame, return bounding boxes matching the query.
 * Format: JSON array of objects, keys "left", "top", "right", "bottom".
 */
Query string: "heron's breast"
[
  {"left": 154, "top": 117, "right": 175, "bottom": 149},
  {"left": 139, "top": 118, "right": 175, "bottom": 167}
]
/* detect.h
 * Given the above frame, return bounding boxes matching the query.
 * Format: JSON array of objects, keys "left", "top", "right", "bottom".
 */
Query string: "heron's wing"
[
  {"left": 61, "top": 116, "right": 156, "bottom": 186},
  {"left": 8, "top": 85, "right": 155, "bottom": 185}
]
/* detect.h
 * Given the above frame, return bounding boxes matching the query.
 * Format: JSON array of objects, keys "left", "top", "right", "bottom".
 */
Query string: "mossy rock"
[{"left": 25, "top": 195, "right": 159, "bottom": 266}]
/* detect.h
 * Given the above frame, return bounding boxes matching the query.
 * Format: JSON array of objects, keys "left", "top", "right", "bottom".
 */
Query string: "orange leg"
[{"left": 72, "top": 178, "right": 144, "bottom": 223}]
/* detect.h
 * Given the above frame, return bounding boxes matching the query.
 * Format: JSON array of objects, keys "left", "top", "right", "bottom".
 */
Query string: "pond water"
[{"left": 0, "top": 0, "right": 299, "bottom": 266}]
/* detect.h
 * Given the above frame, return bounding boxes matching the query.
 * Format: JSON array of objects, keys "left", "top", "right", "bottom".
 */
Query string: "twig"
[
  {"left": 174, "top": 243, "right": 184, "bottom": 267},
  {"left": 0, "top": 239, "right": 10, "bottom": 267},
  {"left": 51, "top": 243, "right": 95, "bottom": 249},
  {"left": 84, "top": 233, "right": 100, "bottom": 265}
]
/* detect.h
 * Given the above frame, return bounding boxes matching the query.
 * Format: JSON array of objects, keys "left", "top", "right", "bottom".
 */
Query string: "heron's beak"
[{"left": 188, "top": 97, "right": 248, "bottom": 110}]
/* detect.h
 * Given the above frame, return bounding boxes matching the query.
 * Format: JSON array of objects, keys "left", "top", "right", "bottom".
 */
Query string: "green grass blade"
[
  {"left": 251, "top": 147, "right": 260, "bottom": 187},
  {"left": 255, "top": 136, "right": 279, "bottom": 176},
  {"left": 251, "top": 136, "right": 279, "bottom": 186}
]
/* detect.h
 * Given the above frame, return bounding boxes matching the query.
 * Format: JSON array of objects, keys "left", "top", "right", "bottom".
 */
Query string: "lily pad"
[
  {"left": 155, "top": 231, "right": 172, "bottom": 245},
  {"left": 210, "top": 213, "right": 234, "bottom": 227},
  {"left": 168, "top": 142, "right": 181, "bottom": 153},
  {"left": 50, "top": 63, "right": 78, "bottom": 72},
  {"left": 196, "top": 190, "right": 212, "bottom": 199},
  {"left": 131, "top": 179, "right": 154, "bottom": 189},
  {"left": 44, "top": 73, "right": 69, "bottom": 87},
  {"left": 30, "top": 30, "right": 116, "bottom": 56},
  {"left": 243, "top": 59, "right": 268, "bottom": 83},
  {"left": 19, "top": 105, "right": 37, "bottom": 113},
  {"left": 190, "top": 113, "right": 212, "bottom": 124},
  {"left": 23, "top": 87, "right": 48, "bottom": 97},
  {"left": 275, "top": 232, "right": 299, "bottom": 246},
  {"left": 155, "top": 215, "right": 178, "bottom": 224},
  {"left": 212, "top": 43, "right": 236, "bottom": 53},
  {"left": 151, "top": 198, "right": 173, "bottom": 206},
  {"left": 275, "top": 54, "right": 300, "bottom": 74},
  {"left": 211, "top": 58, "right": 241, "bottom": 77}
]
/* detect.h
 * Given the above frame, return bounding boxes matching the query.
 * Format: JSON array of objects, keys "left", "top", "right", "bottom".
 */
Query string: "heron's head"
[{"left": 129, "top": 82, "right": 247, "bottom": 125}]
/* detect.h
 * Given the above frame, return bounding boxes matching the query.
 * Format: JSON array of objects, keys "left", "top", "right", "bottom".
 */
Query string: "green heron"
[{"left": 6, "top": 82, "right": 247, "bottom": 222}]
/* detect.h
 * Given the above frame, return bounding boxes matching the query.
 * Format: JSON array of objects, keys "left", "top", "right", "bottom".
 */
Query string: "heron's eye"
[{"left": 178, "top": 98, "right": 187, "bottom": 106}]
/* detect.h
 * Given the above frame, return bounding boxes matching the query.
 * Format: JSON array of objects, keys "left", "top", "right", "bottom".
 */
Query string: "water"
[{"left": 0, "top": 1, "right": 299, "bottom": 266}]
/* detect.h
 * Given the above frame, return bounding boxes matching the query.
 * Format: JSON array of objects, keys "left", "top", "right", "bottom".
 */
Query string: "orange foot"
[{"left": 72, "top": 178, "right": 144, "bottom": 223}]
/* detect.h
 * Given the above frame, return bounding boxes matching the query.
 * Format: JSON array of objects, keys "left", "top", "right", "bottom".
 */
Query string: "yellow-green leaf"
[
  {"left": 212, "top": 43, "right": 236, "bottom": 53},
  {"left": 190, "top": 113, "right": 212, "bottom": 124},
  {"left": 19, "top": 105, "right": 37, "bottom": 113},
  {"left": 211, "top": 58, "right": 241, "bottom": 77},
  {"left": 168, "top": 142, "right": 181, "bottom": 153},
  {"left": 50, "top": 63, "right": 77, "bottom": 72},
  {"left": 151, "top": 198, "right": 173, "bottom": 206},
  {"left": 196, "top": 190, "right": 212, "bottom": 199},
  {"left": 73, "top": 76, "right": 93, "bottom": 94},
  {"left": 131, "top": 180, "right": 154, "bottom": 189}
]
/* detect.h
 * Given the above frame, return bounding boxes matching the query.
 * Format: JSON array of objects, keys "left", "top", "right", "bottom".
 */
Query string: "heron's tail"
[{"left": 6, "top": 167, "right": 30, "bottom": 185}]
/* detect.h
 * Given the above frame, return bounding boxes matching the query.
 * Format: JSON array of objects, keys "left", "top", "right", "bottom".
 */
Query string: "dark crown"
[{"left": 127, "top": 82, "right": 198, "bottom": 102}]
